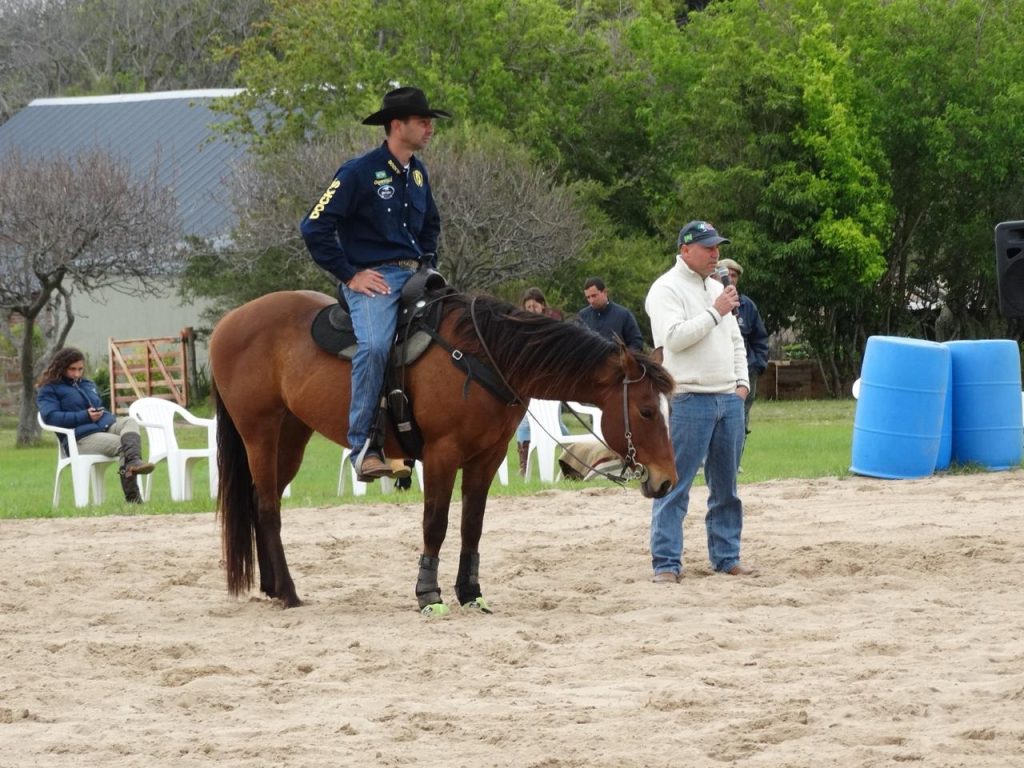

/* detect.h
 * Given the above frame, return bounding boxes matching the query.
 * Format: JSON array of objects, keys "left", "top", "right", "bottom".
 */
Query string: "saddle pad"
[
  {"left": 311, "top": 304, "right": 433, "bottom": 364},
  {"left": 311, "top": 305, "right": 358, "bottom": 359}
]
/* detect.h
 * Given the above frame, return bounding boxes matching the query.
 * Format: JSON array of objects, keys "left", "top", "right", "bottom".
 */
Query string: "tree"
[
  {"left": 631, "top": 0, "right": 891, "bottom": 390},
  {"left": 219, "top": 0, "right": 591, "bottom": 158},
  {"left": 840, "top": 0, "right": 1024, "bottom": 342},
  {"left": 0, "top": 149, "right": 182, "bottom": 445},
  {"left": 0, "top": 0, "right": 269, "bottom": 123},
  {"left": 428, "top": 123, "right": 589, "bottom": 290}
]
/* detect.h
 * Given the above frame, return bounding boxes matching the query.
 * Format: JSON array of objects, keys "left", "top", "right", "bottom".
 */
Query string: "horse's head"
[
  {"left": 443, "top": 294, "right": 677, "bottom": 496},
  {"left": 592, "top": 343, "right": 677, "bottom": 498}
]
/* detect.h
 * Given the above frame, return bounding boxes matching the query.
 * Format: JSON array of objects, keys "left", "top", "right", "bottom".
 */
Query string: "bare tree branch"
[
  {"left": 0, "top": 147, "right": 182, "bottom": 444},
  {"left": 0, "top": 0, "right": 268, "bottom": 123}
]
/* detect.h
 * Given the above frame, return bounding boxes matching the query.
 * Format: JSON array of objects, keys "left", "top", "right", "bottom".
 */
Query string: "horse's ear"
[{"left": 617, "top": 340, "right": 645, "bottom": 381}]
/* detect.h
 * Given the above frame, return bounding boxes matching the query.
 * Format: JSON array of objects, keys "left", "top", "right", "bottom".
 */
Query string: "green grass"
[
  {"left": 0, "top": 399, "right": 857, "bottom": 519},
  {"left": 739, "top": 399, "right": 855, "bottom": 482}
]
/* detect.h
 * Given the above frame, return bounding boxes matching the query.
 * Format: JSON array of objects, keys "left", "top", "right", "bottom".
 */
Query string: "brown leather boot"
[
  {"left": 119, "top": 466, "right": 143, "bottom": 504},
  {"left": 517, "top": 441, "right": 530, "bottom": 478},
  {"left": 119, "top": 432, "right": 155, "bottom": 476},
  {"left": 355, "top": 452, "right": 398, "bottom": 482}
]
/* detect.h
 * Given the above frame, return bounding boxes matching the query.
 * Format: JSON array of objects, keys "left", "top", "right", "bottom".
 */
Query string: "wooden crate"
[{"left": 762, "top": 360, "right": 828, "bottom": 400}]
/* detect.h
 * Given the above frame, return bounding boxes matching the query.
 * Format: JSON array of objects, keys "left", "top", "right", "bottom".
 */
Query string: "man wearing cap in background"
[
  {"left": 301, "top": 86, "right": 450, "bottom": 481},
  {"left": 645, "top": 220, "right": 756, "bottom": 583},
  {"left": 715, "top": 257, "right": 769, "bottom": 459}
]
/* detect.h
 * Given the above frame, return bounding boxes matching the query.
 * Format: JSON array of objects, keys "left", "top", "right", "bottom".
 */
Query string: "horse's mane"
[{"left": 443, "top": 293, "right": 675, "bottom": 396}]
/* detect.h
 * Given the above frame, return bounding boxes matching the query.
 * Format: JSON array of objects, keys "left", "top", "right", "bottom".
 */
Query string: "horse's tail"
[{"left": 213, "top": 378, "right": 256, "bottom": 596}]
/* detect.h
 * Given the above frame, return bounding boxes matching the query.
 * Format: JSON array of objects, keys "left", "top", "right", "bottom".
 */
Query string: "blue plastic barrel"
[
  {"left": 935, "top": 355, "right": 953, "bottom": 471},
  {"left": 851, "top": 336, "right": 950, "bottom": 479},
  {"left": 945, "top": 340, "right": 1023, "bottom": 470}
]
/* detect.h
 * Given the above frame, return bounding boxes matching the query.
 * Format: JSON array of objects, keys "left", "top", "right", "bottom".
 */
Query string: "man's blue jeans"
[
  {"left": 651, "top": 392, "right": 745, "bottom": 575},
  {"left": 341, "top": 265, "right": 414, "bottom": 459}
]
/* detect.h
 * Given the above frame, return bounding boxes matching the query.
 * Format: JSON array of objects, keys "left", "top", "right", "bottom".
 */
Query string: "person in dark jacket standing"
[
  {"left": 576, "top": 277, "right": 644, "bottom": 351},
  {"left": 716, "top": 258, "right": 769, "bottom": 454},
  {"left": 301, "top": 86, "right": 450, "bottom": 482},
  {"left": 36, "top": 347, "right": 154, "bottom": 504}
]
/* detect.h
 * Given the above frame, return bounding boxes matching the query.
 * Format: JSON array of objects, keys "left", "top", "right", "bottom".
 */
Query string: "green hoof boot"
[
  {"left": 461, "top": 597, "right": 492, "bottom": 614},
  {"left": 420, "top": 602, "right": 450, "bottom": 618}
]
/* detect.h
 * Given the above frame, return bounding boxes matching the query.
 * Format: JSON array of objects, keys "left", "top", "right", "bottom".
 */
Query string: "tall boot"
[
  {"left": 120, "top": 466, "right": 143, "bottom": 504},
  {"left": 517, "top": 441, "right": 530, "bottom": 478},
  {"left": 119, "top": 432, "right": 154, "bottom": 476}
]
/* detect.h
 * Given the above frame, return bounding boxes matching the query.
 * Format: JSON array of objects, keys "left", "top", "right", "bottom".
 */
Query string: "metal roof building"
[{"left": 0, "top": 89, "right": 247, "bottom": 238}]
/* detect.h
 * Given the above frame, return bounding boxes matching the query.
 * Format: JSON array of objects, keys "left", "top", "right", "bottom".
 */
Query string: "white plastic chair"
[
  {"left": 524, "top": 399, "right": 605, "bottom": 482},
  {"left": 128, "top": 397, "right": 217, "bottom": 501},
  {"left": 565, "top": 401, "right": 604, "bottom": 437},
  {"left": 338, "top": 450, "right": 508, "bottom": 496},
  {"left": 38, "top": 412, "right": 119, "bottom": 507}
]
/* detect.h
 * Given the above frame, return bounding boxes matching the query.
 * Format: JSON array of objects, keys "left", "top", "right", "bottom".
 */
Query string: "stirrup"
[{"left": 354, "top": 451, "right": 393, "bottom": 482}]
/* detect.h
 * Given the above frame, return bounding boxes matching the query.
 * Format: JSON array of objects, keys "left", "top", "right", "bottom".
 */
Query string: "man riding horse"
[{"left": 300, "top": 86, "right": 451, "bottom": 482}]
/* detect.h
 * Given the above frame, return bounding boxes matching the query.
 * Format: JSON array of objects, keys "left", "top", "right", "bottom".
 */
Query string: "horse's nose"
[{"left": 642, "top": 477, "right": 673, "bottom": 499}]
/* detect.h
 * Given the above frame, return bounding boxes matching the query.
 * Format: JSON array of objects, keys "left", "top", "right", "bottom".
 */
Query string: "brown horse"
[{"left": 209, "top": 290, "right": 676, "bottom": 613}]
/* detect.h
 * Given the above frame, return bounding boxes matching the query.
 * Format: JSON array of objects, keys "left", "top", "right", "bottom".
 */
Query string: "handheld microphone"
[{"left": 715, "top": 266, "right": 740, "bottom": 316}]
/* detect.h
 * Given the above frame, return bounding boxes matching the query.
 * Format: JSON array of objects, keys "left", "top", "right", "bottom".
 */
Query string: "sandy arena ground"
[{"left": 1, "top": 471, "right": 1023, "bottom": 767}]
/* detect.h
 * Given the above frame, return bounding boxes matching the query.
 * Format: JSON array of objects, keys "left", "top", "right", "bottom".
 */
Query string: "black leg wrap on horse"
[
  {"left": 415, "top": 554, "right": 442, "bottom": 608},
  {"left": 455, "top": 551, "right": 482, "bottom": 604}
]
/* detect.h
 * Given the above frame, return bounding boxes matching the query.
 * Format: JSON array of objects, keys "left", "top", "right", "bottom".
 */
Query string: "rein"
[
  {"left": 469, "top": 296, "right": 524, "bottom": 406},
  {"left": 467, "top": 296, "right": 650, "bottom": 486}
]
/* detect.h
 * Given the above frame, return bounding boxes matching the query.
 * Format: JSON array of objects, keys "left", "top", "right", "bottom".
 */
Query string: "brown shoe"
[
  {"left": 125, "top": 459, "right": 155, "bottom": 476},
  {"left": 725, "top": 564, "right": 758, "bottom": 576},
  {"left": 355, "top": 453, "right": 394, "bottom": 482},
  {"left": 651, "top": 571, "right": 680, "bottom": 584}
]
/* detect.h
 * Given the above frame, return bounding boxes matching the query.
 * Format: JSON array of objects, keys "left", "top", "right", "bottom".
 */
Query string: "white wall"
[{"left": 68, "top": 278, "right": 216, "bottom": 371}]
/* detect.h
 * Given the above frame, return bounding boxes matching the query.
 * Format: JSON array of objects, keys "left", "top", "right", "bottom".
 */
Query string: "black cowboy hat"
[{"left": 361, "top": 87, "right": 452, "bottom": 126}]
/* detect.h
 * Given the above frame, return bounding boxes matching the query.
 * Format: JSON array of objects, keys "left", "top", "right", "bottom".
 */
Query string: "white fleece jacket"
[{"left": 646, "top": 257, "right": 749, "bottom": 394}]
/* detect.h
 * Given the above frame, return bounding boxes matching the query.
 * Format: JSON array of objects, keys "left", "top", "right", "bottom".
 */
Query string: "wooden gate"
[{"left": 107, "top": 329, "right": 196, "bottom": 414}]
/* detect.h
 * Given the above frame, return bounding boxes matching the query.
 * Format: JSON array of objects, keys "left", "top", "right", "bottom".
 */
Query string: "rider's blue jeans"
[
  {"left": 341, "top": 265, "right": 414, "bottom": 460},
  {"left": 650, "top": 392, "right": 745, "bottom": 575}
]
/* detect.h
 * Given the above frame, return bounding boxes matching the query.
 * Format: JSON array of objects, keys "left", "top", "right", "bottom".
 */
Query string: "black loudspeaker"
[{"left": 995, "top": 220, "right": 1024, "bottom": 318}]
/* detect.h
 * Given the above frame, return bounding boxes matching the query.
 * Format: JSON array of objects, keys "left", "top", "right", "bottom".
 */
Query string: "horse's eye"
[{"left": 639, "top": 407, "right": 655, "bottom": 420}]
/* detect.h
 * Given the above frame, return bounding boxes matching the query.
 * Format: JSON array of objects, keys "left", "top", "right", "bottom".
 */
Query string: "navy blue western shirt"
[
  {"left": 577, "top": 302, "right": 645, "bottom": 351},
  {"left": 300, "top": 142, "right": 440, "bottom": 284}
]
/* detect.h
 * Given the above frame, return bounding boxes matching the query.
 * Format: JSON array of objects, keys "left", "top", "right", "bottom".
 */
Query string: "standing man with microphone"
[{"left": 645, "top": 220, "right": 755, "bottom": 583}]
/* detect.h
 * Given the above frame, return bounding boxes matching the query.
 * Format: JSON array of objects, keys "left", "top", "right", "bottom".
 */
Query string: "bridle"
[
  {"left": 468, "top": 296, "right": 651, "bottom": 486},
  {"left": 615, "top": 366, "right": 650, "bottom": 484}
]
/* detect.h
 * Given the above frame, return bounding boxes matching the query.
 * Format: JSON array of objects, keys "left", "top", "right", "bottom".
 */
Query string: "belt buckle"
[{"left": 399, "top": 259, "right": 418, "bottom": 270}]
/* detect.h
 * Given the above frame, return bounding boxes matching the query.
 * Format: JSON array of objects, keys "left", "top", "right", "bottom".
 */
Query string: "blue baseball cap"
[{"left": 677, "top": 220, "right": 730, "bottom": 248}]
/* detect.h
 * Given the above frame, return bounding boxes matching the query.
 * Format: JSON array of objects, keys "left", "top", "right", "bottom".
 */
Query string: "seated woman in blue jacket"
[{"left": 37, "top": 347, "right": 154, "bottom": 504}]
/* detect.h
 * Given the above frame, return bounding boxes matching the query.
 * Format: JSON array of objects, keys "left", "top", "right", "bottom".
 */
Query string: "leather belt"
[{"left": 381, "top": 259, "right": 419, "bottom": 270}]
